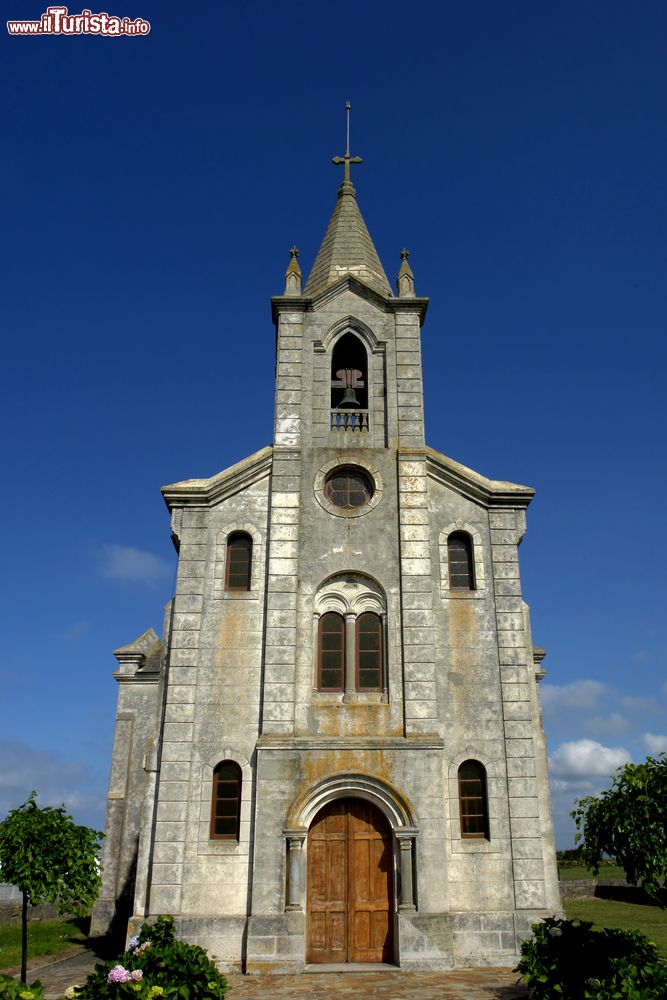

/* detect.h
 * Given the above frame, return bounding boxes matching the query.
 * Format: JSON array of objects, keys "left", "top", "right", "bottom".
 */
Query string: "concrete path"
[{"left": 9, "top": 949, "right": 528, "bottom": 1000}]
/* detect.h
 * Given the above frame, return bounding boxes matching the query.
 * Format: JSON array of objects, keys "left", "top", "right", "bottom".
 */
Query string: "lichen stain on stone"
[
  {"left": 215, "top": 610, "right": 247, "bottom": 668},
  {"left": 298, "top": 748, "right": 394, "bottom": 795},
  {"left": 306, "top": 704, "right": 321, "bottom": 735},
  {"left": 448, "top": 599, "right": 478, "bottom": 703},
  {"left": 311, "top": 702, "right": 401, "bottom": 737},
  {"left": 211, "top": 610, "right": 254, "bottom": 706}
]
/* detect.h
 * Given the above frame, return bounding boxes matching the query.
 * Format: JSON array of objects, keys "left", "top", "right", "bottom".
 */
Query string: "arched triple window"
[
  {"left": 315, "top": 577, "right": 385, "bottom": 695},
  {"left": 318, "top": 612, "right": 345, "bottom": 691},
  {"left": 448, "top": 532, "right": 475, "bottom": 590},
  {"left": 458, "top": 760, "right": 489, "bottom": 839},
  {"left": 210, "top": 761, "right": 242, "bottom": 840},
  {"left": 317, "top": 610, "right": 383, "bottom": 693},
  {"left": 225, "top": 532, "right": 252, "bottom": 591}
]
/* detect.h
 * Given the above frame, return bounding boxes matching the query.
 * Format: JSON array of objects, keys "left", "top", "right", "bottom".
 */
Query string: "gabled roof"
[
  {"left": 423, "top": 445, "right": 535, "bottom": 508},
  {"left": 113, "top": 627, "right": 162, "bottom": 681},
  {"left": 161, "top": 445, "right": 273, "bottom": 508},
  {"left": 304, "top": 179, "right": 392, "bottom": 298}
]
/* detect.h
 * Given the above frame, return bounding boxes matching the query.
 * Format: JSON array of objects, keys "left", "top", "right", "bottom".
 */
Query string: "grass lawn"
[
  {"left": 564, "top": 898, "right": 667, "bottom": 957},
  {"left": 558, "top": 863, "right": 626, "bottom": 881},
  {"left": 0, "top": 917, "right": 89, "bottom": 971}
]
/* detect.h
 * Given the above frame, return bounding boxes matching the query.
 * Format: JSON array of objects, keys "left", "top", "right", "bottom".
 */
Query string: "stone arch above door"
[
  {"left": 284, "top": 773, "right": 419, "bottom": 918},
  {"left": 285, "top": 771, "right": 418, "bottom": 833}
]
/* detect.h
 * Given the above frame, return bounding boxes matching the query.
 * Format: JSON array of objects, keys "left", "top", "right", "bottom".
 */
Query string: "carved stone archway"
[{"left": 284, "top": 773, "right": 418, "bottom": 918}]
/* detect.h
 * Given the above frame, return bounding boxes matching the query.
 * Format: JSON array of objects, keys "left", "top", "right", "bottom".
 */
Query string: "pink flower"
[
  {"left": 107, "top": 965, "right": 131, "bottom": 984},
  {"left": 130, "top": 970, "right": 143, "bottom": 982}
]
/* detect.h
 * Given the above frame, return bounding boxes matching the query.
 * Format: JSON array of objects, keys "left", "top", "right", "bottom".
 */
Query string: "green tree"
[
  {"left": 572, "top": 753, "right": 667, "bottom": 899},
  {"left": 0, "top": 792, "right": 103, "bottom": 984}
]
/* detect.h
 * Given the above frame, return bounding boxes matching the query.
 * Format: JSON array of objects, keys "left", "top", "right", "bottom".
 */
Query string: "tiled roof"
[{"left": 304, "top": 180, "right": 392, "bottom": 298}]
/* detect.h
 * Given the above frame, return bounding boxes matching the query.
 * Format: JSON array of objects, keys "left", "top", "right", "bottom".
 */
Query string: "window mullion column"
[
  {"left": 381, "top": 612, "right": 389, "bottom": 703},
  {"left": 343, "top": 612, "right": 357, "bottom": 702}
]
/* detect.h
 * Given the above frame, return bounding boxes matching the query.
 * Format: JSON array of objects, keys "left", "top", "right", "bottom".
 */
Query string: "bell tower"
[{"left": 272, "top": 112, "right": 429, "bottom": 455}]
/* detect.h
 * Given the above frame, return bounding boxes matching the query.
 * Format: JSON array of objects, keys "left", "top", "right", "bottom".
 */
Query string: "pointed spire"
[
  {"left": 304, "top": 103, "right": 392, "bottom": 298},
  {"left": 397, "top": 248, "right": 415, "bottom": 298},
  {"left": 284, "top": 245, "right": 302, "bottom": 296}
]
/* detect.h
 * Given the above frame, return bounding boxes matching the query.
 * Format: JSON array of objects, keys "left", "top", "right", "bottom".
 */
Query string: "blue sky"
[{"left": 1, "top": 1, "right": 665, "bottom": 848}]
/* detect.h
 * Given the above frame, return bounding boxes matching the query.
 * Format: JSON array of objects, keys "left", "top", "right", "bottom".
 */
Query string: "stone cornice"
[
  {"left": 161, "top": 445, "right": 273, "bottom": 510},
  {"left": 272, "top": 277, "right": 428, "bottom": 324},
  {"left": 421, "top": 446, "right": 535, "bottom": 509},
  {"left": 113, "top": 671, "right": 160, "bottom": 685},
  {"left": 270, "top": 297, "right": 309, "bottom": 322},
  {"left": 257, "top": 735, "right": 444, "bottom": 751}
]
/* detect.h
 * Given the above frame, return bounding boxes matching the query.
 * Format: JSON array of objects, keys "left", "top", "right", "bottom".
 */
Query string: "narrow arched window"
[
  {"left": 331, "top": 332, "right": 368, "bottom": 410},
  {"left": 211, "top": 761, "right": 241, "bottom": 840},
  {"left": 225, "top": 532, "right": 252, "bottom": 591},
  {"left": 318, "top": 612, "right": 345, "bottom": 691},
  {"left": 458, "top": 760, "right": 489, "bottom": 839},
  {"left": 356, "top": 612, "right": 383, "bottom": 691},
  {"left": 448, "top": 532, "right": 475, "bottom": 590}
]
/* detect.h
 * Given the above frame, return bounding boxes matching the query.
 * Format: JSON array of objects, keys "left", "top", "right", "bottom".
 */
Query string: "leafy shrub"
[
  {"left": 517, "top": 917, "right": 667, "bottom": 999},
  {"left": 0, "top": 975, "right": 45, "bottom": 1000},
  {"left": 556, "top": 846, "right": 585, "bottom": 866},
  {"left": 66, "top": 916, "right": 228, "bottom": 1000},
  {"left": 572, "top": 753, "right": 667, "bottom": 898}
]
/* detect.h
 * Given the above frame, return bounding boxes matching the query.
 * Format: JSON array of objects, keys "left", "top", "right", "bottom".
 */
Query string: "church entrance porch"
[{"left": 306, "top": 798, "right": 393, "bottom": 964}]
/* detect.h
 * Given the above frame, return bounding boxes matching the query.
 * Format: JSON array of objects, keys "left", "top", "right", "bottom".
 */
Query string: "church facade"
[{"left": 91, "top": 151, "right": 561, "bottom": 971}]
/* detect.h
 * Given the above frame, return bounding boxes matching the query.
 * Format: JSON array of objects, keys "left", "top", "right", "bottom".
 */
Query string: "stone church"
[{"left": 91, "top": 144, "right": 561, "bottom": 971}]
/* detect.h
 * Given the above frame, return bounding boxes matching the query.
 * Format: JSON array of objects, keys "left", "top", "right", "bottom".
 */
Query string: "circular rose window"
[{"left": 324, "top": 467, "right": 374, "bottom": 510}]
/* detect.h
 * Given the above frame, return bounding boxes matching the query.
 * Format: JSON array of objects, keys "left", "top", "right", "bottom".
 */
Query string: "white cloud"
[
  {"left": 101, "top": 544, "right": 171, "bottom": 584},
  {"left": 619, "top": 695, "right": 661, "bottom": 714},
  {"left": 632, "top": 649, "right": 656, "bottom": 663},
  {"left": 550, "top": 738, "right": 631, "bottom": 780},
  {"left": 585, "top": 713, "right": 630, "bottom": 738},
  {"left": 541, "top": 680, "right": 608, "bottom": 713},
  {"left": 548, "top": 740, "right": 632, "bottom": 846},
  {"left": 642, "top": 732, "right": 667, "bottom": 754}
]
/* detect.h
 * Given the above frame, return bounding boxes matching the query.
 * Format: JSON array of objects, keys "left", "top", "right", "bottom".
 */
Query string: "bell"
[{"left": 339, "top": 386, "right": 361, "bottom": 409}]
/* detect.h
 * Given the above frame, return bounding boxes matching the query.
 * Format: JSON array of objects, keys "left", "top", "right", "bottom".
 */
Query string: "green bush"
[
  {"left": 0, "top": 975, "right": 45, "bottom": 1000},
  {"left": 556, "top": 846, "right": 585, "bottom": 866},
  {"left": 65, "top": 916, "right": 228, "bottom": 1000},
  {"left": 517, "top": 916, "right": 667, "bottom": 999}
]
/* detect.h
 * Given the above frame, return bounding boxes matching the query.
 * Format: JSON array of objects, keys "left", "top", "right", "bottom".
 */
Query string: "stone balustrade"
[{"left": 330, "top": 409, "right": 369, "bottom": 432}]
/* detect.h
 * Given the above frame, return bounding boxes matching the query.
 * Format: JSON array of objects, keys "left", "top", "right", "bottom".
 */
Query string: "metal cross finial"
[
  {"left": 290, "top": 246, "right": 299, "bottom": 259},
  {"left": 332, "top": 100, "right": 362, "bottom": 184},
  {"left": 401, "top": 248, "right": 410, "bottom": 260}
]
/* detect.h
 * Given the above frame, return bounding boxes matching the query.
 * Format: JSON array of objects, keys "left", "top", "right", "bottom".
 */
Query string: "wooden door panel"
[
  {"left": 329, "top": 911, "right": 346, "bottom": 953},
  {"left": 353, "top": 908, "right": 371, "bottom": 949},
  {"left": 373, "top": 910, "right": 389, "bottom": 948},
  {"left": 308, "top": 798, "right": 393, "bottom": 964},
  {"left": 309, "top": 912, "right": 326, "bottom": 952},
  {"left": 309, "top": 842, "right": 327, "bottom": 902},
  {"left": 371, "top": 838, "right": 392, "bottom": 896},
  {"left": 348, "top": 799, "right": 393, "bottom": 963},
  {"left": 307, "top": 802, "right": 348, "bottom": 963},
  {"left": 350, "top": 840, "right": 370, "bottom": 900},
  {"left": 327, "top": 840, "right": 347, "bottom": 902}
]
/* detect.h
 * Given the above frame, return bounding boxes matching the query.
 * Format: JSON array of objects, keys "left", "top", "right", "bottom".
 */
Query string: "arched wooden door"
[{"left": 306, "top": 798, "right": 394, "bottom": 964}]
